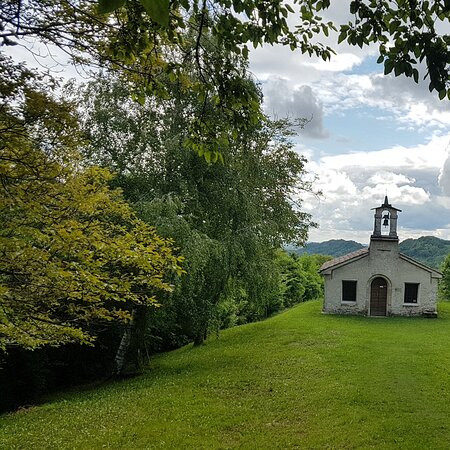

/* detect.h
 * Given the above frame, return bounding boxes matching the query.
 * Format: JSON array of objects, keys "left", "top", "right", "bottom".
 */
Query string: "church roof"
[
  {"left": 370, "top": 195, "right": 402, "bottom": 211},
  {"left": 318, "top": 247, "right": 442, "bottom": 278},
  {"left": 319, "top": 248, "right": 369, "bottom": 273}
]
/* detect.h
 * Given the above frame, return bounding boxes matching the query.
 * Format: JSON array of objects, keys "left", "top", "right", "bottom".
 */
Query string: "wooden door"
[{"left": 370, "top": 277, "right": 387, "bottom": 316}]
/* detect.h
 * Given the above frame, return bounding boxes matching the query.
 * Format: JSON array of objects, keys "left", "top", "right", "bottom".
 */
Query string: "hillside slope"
[
  {"left": 1, "top": 301, "right": 450, "bottom": 449},
  {"left": 399, "top": 236, "right": 450, "bottom": 268},
  {"left": 287, "top": 239, "right": 366, "bottom": 257}
]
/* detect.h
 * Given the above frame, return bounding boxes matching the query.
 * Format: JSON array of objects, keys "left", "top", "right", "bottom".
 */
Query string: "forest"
[
  {"left": 1, "top": 61, "right": 332, "bottom": 410},
  {"left": 1, "top": 0, "right": 450, "bottom": 414}
]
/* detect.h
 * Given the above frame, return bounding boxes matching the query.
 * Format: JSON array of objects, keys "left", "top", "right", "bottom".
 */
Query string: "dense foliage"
[
  {"left": 0, "top": 58, "right": 183, "bottom": 350},
  {"left": 399, "top": 236, "right": 450, "bottom": 269},
  {"left": 0, "top": 65, "right": 323, "bottom": 410},
  {"left": 441, "top": 255, "right": 450, "bottom": 301},
  {"left": 76, "top": 72, "right": 317, "bottom": 349},
  {"left": 1, "top": 0, "right": 448, "bottom": 160},
  {"left": 275, "top": 251, "right": 330, "bottom": 308}
]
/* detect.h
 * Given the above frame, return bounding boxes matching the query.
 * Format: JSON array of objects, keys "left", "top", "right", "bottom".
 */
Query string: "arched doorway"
[{"left": 370, "top": 277, "right": 388, "bottom": 316}]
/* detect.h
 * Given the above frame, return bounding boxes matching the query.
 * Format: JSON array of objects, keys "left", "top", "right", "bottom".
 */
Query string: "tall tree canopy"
[
  {"left": 0, "top": 57, "right": 183, "bottom": 350},
  {"left": 76, "top": 71, "right": 315, "bottom": 345},
  {"left": 441, "top": 254, "right": 450, "bottom": 301},
  {"left": 1, "top": 0, "right": 448, "bottom": 159}
]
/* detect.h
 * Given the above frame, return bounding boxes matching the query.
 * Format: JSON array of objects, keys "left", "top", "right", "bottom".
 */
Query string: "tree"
[
  {"left": 76, "top": 72, "right": 315, "bottom": 344},
  {"left": 0, "top": 57, "right": 183, "bottom": 350},
  {"left": 276, "top": 250, "right": 307, "bottom": 307},
  {"left": 274, "top": 251, "right": 330, "bottom": 308},
  {"left": 1, "top": 0, "right": 448, "bottom": 159},
  {"left": 338, "top": 0, "right": 450, "bottom": 100},
  {"left": 77, "top": 72, "right": 315, "bottom": 249},
  {"left": 441, "top": 254, "right": 450, "bottom": 301},
  {"left": 297, "top": 254, "right": 329, "bottom": 302}
]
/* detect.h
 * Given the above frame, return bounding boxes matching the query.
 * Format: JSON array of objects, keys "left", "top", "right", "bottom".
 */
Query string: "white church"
[{"left": 319, "top": 197, "right": 442, "bottom": 317}]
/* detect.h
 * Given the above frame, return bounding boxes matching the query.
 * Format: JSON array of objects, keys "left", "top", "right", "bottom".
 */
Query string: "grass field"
[{"left": 1, "top": 301, "right": 450, "bottom": 449}]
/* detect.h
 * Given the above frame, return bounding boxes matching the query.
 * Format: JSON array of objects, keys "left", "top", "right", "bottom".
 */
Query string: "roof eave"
[
  {"left": 319, "top": 251, "right": 369, "bottom": 274},
  {"left": 370, "top": 206, "right": 402, "bottom": 212}
]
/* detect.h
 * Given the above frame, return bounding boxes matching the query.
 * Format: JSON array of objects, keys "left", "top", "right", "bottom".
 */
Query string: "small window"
[
  {"left": 404, "top": 283, "right": 419, "bottom": 303},
  {"left": 342, "top": 280, "right": 357, "bottom": 302}
]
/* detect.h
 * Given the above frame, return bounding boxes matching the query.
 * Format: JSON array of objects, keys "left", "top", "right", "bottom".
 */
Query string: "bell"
[{"left": 382, "top": 214, "right": 389, "bottom": 226}]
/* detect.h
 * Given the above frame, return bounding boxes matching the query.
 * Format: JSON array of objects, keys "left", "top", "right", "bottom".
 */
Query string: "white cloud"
[
  {"left": 439, "top": 148, "right": 450, "bottom": 196},
  {"left": 263, "top": 79, "right": 328, "bottom": 139},
  {"left": 4, "top": 40, "right": 91, "bottom": 82},
  {"left": 314, "top": 72, "right": 450, "bottom": 129},
  {"left": 250, "top": 45, "right": 320, "bottom": 83},
  {"left": 248, "top": 0, "right": 377, "bottom": 85},
  {"left": 249, "top": 3, "right": 449, "bottom": 144},
  {"left": 303, "top": 53, "right": 362, "bottom": 72},
  {"left": 404, "top": 103, "right": 450, "bottom": 129},
  {"left": 367, "top": 171, "right": 414, "bottom": 186},
  {"left": 301, "top": 134, "right": 450, "bottom": 242},
  {"left": 361, "top": 184, "right": 430, "bottom": 205},
  {"left": 247, "top": 4, "right": 450, "bottom": 243},
  {"left": 311, "top": 168, "right": 357, "bottom": 201},
  {"left": 318, "top": 134, "right": 450, "bottom": 172}
]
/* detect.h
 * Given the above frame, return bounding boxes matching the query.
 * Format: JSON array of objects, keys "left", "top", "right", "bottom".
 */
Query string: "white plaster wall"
[{"left": 323, "top": 240, "right": 439, "bottom": 316}]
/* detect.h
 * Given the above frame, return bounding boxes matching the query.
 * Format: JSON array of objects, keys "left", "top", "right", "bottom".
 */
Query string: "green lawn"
[{"left": 2, "top": 301, "right": 450, "bottom": 449}]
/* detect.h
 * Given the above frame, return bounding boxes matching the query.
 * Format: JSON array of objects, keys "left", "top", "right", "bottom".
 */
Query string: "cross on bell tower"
[{"left": 371, "top": 196, "right": 402, "bottom": 241}]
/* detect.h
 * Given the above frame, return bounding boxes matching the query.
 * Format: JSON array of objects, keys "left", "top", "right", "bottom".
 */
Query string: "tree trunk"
[
  {"left": 113, "top": 310, "right": 135, "bottom": 376},
  {"left": 193, "top": 334, "right": 204, "bottom": 346},
  {"left": 193, "top": 328, "right": 207, "bottom": 346}
]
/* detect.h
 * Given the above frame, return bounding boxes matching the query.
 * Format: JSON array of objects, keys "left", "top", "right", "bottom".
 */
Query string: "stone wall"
[{"left": 322, "top": 239, "right": 440, "bottom": 316}]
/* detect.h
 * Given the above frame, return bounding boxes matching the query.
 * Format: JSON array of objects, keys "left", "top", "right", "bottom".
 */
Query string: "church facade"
[{"left": 319, "top": 197, "right": 442, "bottom": 317}]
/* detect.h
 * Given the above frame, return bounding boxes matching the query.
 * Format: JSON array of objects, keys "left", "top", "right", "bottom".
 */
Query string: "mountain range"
[{"left": 287, "top": 236, "right": 450, "bottom": 269}]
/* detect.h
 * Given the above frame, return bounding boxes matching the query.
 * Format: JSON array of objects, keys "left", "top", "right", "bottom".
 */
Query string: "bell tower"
[{"left": 371, "top": 196, "right": 402, "bottom": 241}]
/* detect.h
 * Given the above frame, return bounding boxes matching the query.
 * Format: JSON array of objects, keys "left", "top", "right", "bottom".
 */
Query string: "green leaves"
[
  {"left": 340, "top": 0, "right": 449, "bottom": 100},
  {"left": 440, "top": 254, "right": 450, "bottom": 301},
  {"left": 141, "top": 0, "right": 170, "bottom": 27},
  {"left": 98, "top": 0, "right": 126, "bottom": 14},
  {"left": 77, "top": 72, "right": 318, "bottom": 349},
  {"left": 384, "top": 59, "right": 394, "bottom": 75},
  {"left": 337, "top": 31, "right": 346, "bottom": 44},
  {"left": 0, "top": 60, "right": 183, "bottom": 349},
  {"left": 98, "top": 0, "right": 171, "bottom": 28},
  {"left": 349, "top": 1, "right": 359, "bottom": 14}
]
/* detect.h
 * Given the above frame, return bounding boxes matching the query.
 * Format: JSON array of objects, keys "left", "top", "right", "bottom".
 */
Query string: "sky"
[
  {"left": 6, "top": 3, "right": 450, "bottom": 245},
  {"left": 249, "top": 4, "right": 450, "bottom": 244}
]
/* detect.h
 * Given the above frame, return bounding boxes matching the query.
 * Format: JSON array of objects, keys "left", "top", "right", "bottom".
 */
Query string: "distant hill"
[
  {"left": 287, "top": 239, "right": 366, "bottom": 258},
  {"left": 399, "top": 236, "right": 450, "bottom": 269},
  {"left": 288, "top": 236, "right": 450, "bottom": 269}
]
